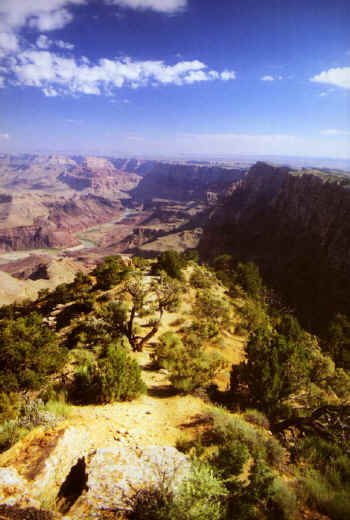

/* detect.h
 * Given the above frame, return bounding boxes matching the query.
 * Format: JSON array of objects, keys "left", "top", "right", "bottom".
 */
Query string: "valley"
[{"left": 0, "top": 154, "right": 245, "bottom": 304}]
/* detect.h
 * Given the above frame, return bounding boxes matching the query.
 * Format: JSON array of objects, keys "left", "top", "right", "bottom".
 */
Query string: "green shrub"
[
  {"left": 323, "top": 491, "right": 350, "bottom": 520},
  {"left": 174, "top": 460, "right": 227, "bottom": 520},
  {"left": 186, "top": 319, "right": 219, "bottom": 342},
  {"left": 93, "top": 255, "right": 132, "bottom": 290},
  {"left": 151, "top": 250, "right": 186, "bottom": 280},
  {"left": 265, "top": 436, "right": 289, "bottom": 470},
  {"left": 270, "top": 477, "right": 298, "bottom": 520},
  {"left": 211, "top": 439, "right": 249, "bottom": 478},
  {"left": 190, "top": 268, "right": 215, "bottom": 289},
  {"left": 44, "top": 395, "right": 72, "bottom": 419},
  {"left": 0, "top": 313, "right": 66, "bottom": 392},
  {"left": 298, "top": 469, "right": 333, "bottom": 510},
  {"left": 207, "top": 408, "right": 266, "bottom": 458},
  {"left": 129, "top": 460, "right": 226, "bottom": 520},
  {"left": 155, "top": 333, "right": 224, "bottom": 393},
  {"left": 72, "top": 343, "right": 146, "bottom": 404},
  {"left": 0, "top": 420, "right": 28, "bottom": 453},
  {"left": 0, "top": 397, "right": 67, "bottom": 454},
  {"left": 0, "top": 392, "right": 22, "bottom": 422},
  {"left": 243, "top": 409, "right": 270, "bottom": 430}
]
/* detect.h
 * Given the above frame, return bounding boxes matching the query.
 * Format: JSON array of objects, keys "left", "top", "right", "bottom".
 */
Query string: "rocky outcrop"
[
  {"left": 70, "top": 445, "right": 188, "bottom": 518},
  {"left": 200, "top": 162, "right": 350, "bottom": 333},
  {"left": 0, "top": 424, "right": 188, "bottom": 519}
]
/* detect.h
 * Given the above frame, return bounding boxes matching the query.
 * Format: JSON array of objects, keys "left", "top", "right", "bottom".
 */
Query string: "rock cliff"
[
  {"left": 131, "top": 163, "right": 245, "bottom": 202},
  {"left": 200, "top": 162, "right": 350, "bottom": 332}
]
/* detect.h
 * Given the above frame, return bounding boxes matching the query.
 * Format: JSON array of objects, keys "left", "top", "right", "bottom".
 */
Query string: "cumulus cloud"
[
  {"left": 106, "top": 0, "right": 187, "bottom": 14},
  {"left": 36, "top": 35, "right": 74, "bottom": 51},
  {"left": 321, "top": 129, "right": 350, "bottom": 136},
  {"left": 0, "top": 133, "right": 9, "bottom": 139},
  {"left": 0, "top": 0, "right": 85, "bottom": 31},
  {"left": 221, "top": 70, "right": 236, "bottom": 80},
  {"left": 261, "top": 75, "right": 274, "bottom": 81},
  {"left": 0, "top": 1, "right": 82, "bottom": 58},
  {"left": 310, "top": 67, "right": 350, "bottom": 89},
  {"left": 9, "top": 50, "right": 236, "bottom": 96},
  {"left": 0, "top": 31, "right": 19, "bottom": 56},
  {"left": 56, "top": 40, "right": 74, "bottom": 50}
]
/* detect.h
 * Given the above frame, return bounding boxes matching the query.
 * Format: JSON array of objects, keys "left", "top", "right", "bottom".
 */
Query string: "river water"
[{"left": 0, "top": 208, "right": 135, "bottom": 265}]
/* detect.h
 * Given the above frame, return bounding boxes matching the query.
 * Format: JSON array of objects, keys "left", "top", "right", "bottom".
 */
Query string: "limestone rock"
[
  {"left": 0, "top": 468, "right": 39, "bottom": 509},
  {"left": 70, "top": 444, "right": 189, "bottom": 519}
]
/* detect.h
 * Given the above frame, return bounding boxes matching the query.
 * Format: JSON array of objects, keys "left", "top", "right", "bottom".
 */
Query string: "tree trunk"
[{"left": 135, "top": 308, "right": 164, "bottom": 352}]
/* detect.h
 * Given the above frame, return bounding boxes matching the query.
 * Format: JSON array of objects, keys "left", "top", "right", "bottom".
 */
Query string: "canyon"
[{"left": 1, "top": 153, "right": 350, "bottom": 329}]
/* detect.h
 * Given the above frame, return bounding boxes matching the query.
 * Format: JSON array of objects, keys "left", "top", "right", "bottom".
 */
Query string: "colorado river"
[{"left": 0, "top": 208, "right": 136, "bottom": 264}]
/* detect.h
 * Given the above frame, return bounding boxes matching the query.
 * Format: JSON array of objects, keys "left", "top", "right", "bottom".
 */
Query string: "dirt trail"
[{"left": 67, "top": 346, "right": 207, "bottom": 448}]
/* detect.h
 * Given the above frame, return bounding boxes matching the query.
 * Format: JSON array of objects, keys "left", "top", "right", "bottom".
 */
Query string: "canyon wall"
[
  {"left": 200, "top": 162, "right": 350, "bottom": 332},
  {"left": 131, "top": 163, "right": 245, "bottom": 202}
]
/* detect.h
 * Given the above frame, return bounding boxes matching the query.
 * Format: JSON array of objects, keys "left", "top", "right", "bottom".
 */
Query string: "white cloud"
[
  {"left": 36, "top": 35, "right": 74, "bottom": 51},
  {"left": 36, "top": 35, "right": 50, "bottom": 49},
  {"left": 261, "top": 75, "right": 274, "bottom": 81},
  {"left": 221, "top": 70, "right": 236, "bottom": 81},
  {"left": 321, "top": 129, "right": 350, "bottom": 136},
  {"left": 43, "top": 86, "right": 59, "bottom": 97},
  {"left": 0, "top": 1, "right": 83, "bottom": 58},
  {"left": 310, "top": 67, "right": 350, "bottom": 89},
  {"left": 28, "top": 9, "right": 74, "bottom": 31},
  {"left": 9, "top": 50, "right": 236, "bottom": 96},
  {"left": 107, "top": 0, "right": 187, "bottom": 14},
  {"left": 0, "top": 0, "right": 85, "bottom": 32},
  {"left": 320, "top": 91, "right": 328, "bottom": 97},
  {"left": 56, "top": 40, "right": 74, "bottom": 50},
  {"left": 0, "top": 31, "right": 19, "bottom": 55},
  {"left": 0, "top": 133, "right": 9, "bottom": 140}
]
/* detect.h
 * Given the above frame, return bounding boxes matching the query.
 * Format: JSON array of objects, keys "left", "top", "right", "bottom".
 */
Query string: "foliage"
[
  {"left": 298, "top": 469, "right": 350, "bottom": 520},
  {"left": 55, "top": 298, "right": 95, "bottom": 330},
  {"left": 211, "top": 439, "right": 249, "bottom": 478},
  {"left": 194, "top": 290, "right": 230, "bottom": 326},
  {"left": 151, "top": 250, "right": 186, "bottom": 280},
  {"left": 243, "top": 409, "right": 270, "bottom": 430},
  {"left": 65, "top": 316, "right": 112, "bottom": 351},
  {"left": 71, "top": 342, "right": 146, "bottom": 404},
  {"left": 93, "top": 255, "right": 132, "bottom": 290},
  {"left": 0, "top": 397, "right": 70, "bottom": 454},
  {"left": 132, "top": 256, "right": 151, "bottom": 270},
  {"left": 182, "top": 249, "right": 200, "bottom": 263},
  {"left": 0, "top": 392, "right": 22, "bottom": 422},
  {"left": 235, "top": 261, "right": 264, "bottom": 298},
  {"left": 185, "top": 319, "right": 220, "bottom": 342},
  {"left": 0, "top": 420, "right": 28, "bottom": 453},
  {"left": 102, "top": 272, "right": 181, "bottom": 351},
  {"left": 325, "top": 313, "right": 350, "bottom": 370},
  {"left": 155, "top": 332, "right": 225, "bottom": 393},
  {"left": 230, "top": 316, "right": 311, "bottom": 417},
  {"left": 206, "top": 408, "right": 267, "bottom": 458},
  {"left": 189, "top": 266, "right": 216, "bottom": 289},
  {"left": 0, "top": 313, "right": 66, "bottom": 392},
  {"left": 128, "top": 459, "right": 226, "bottom": 520}
]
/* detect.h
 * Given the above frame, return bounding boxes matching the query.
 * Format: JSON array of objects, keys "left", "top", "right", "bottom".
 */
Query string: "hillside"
[{"left": 0, "top": 253, "right": 349, "bottom": 519}]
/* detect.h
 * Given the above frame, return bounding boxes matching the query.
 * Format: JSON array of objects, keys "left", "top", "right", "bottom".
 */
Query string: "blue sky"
[{"left": 0, "top": 0, "right": 349, "bottom": 159}]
